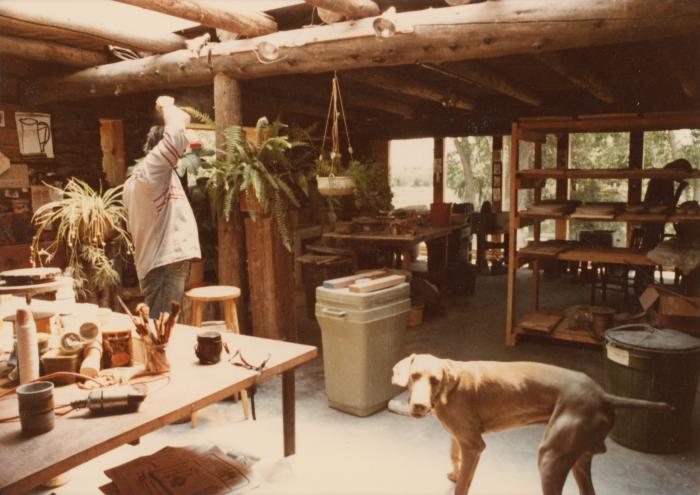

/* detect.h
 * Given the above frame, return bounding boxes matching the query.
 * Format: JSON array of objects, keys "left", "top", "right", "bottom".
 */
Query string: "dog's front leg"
[
  {"left": 448, "top": 438, "right": 460, "bottom": 482},
  {"left": 454, "top": 438, "right": 485, "bottom": 495}
]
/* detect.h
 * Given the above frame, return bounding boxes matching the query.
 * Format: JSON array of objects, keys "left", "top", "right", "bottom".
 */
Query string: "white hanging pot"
[{"left": 317, "top": 174, "right": 355, "bottom": 196}]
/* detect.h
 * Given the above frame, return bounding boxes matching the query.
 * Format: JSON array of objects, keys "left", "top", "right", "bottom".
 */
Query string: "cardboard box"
[{"left": 658, "top": 295, "right": 700, "bottom": 318}]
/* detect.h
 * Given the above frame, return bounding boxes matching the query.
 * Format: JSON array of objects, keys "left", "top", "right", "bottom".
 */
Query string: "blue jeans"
[{"left": 140, "top": 260, "right": 190, "bottom": 319}]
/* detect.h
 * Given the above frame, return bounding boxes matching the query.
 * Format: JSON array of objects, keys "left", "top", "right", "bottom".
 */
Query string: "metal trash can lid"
[{"left": 605, "top": 325, "right": 700, "bottom": 354}]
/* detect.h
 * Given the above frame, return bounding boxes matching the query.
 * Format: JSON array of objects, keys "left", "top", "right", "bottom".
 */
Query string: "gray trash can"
[{"left": 316, "top": 283, "right": 410, "bottom": 416}]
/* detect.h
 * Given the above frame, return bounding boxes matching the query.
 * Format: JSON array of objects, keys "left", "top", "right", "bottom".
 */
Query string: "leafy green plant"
[
  {"left": 346, "top": 159, "right": 393, "bottom": 214},
  {"left": 31, "top": 178, "right": 133, "bottom": 299},
  {"left": 184, "top": 108, "right": 313, "bottom": 251}
]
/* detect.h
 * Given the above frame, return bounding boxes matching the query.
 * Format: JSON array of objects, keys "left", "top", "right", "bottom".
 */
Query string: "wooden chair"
[{"left": 184, "top": 285, "right": 250, "bottom": 423}]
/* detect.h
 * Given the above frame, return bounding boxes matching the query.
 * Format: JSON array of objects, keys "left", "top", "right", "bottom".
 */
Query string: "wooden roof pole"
[
  {"left": 114, "top": 0, "right": 278, "bottom": 37},
  {"left": 535, "top": 52, "right": 617, "bottom": 104},
  {"left": 303, "top": 0, "right": 380, "bottom": 19},
  {"left": 419, "top": 62, "right": 543, "bottom": 107},
  {"left": 343, "top": 69, "right": 475, "bottom": 111},
  {"left": 23, "top": 0, "right": 700, "bottom": 104},
  {"left": 0, "top": 34, "right": 108, "bottom": 67},
  {"left": 0, "top": 2, "right": 184, "bottom": 52}
]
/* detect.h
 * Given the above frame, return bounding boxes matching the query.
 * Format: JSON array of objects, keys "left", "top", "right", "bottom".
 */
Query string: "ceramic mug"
[
  {"left": 17, "top": 381, "right": 55, "bottom": 436},
  {"left": 195, "top": 331, "right": 223, "bottom": 364}
]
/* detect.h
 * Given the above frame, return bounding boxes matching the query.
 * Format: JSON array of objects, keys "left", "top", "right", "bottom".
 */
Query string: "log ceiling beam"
[
  {"left": 304, "top": 0, "right": 380, "bottom": 20},
  {"left": 342, "top": 69, "right": 475, "bottom": 111},
  {"left": 22, "top": 0, "right": 700, "bottom": 104},
  {"left": 113, "top": 0, "right": 277, "bottom": 38},
  {"left": 419, "top": 62, "right": 543, "bottom": 107},
  {"left": 0, "top": 34, "right": 109, "bottom": 67},
  {"left": 661, "top": 43, "right": 698, "bottom": 99},
  {"left": 535, "top": 52, "right": 617, "bottom": 104},
  {"left": 0, "top": 2, "right": 184, "bottom": 52}
]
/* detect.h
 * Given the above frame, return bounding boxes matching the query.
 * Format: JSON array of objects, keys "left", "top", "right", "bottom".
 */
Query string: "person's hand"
[
  {"left": 155, "top": 95, "right": 175, "bottom": 113},
  {"left": 162, "top": 104, "right": 191, "bottom": 129}
]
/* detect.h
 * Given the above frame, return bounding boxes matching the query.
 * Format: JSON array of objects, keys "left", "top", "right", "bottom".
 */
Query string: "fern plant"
[
  {"left": 185, "top": 108, "right": 313, "bottom": 251},
  {"left": 31, "top": 178, "right": 133, "bottom": 299}
]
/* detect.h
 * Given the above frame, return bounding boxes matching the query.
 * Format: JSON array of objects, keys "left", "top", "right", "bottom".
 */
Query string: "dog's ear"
[
  {"left": 437, "top": 360, "right": 459, "bottom": 404},
  {"left": 392, "top": 354, "right": 415, "bottom": 387}
]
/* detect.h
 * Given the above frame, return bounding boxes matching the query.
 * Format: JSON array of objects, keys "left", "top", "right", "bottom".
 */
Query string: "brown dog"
[{"left": 392, "top": 354, "right": 672, "bottom": 495}]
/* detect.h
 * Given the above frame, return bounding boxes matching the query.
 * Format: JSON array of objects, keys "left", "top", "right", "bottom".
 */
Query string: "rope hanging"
[{"left": 320, "top": 71, "right": 354, "bottom": 175}]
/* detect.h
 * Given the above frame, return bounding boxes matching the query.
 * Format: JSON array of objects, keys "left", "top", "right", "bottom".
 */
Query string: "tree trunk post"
[
  {"left": 433, "top": 137, "right": 444, "bottom": 204},
  {"left": 214, "top": 73, "right": 250, "bottom": 332},
  {"left": 245, "top": 211, "right": 298, "bottom": 341}
]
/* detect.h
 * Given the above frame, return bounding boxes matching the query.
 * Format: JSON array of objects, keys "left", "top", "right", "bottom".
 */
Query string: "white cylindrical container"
[{"left": 15, "top": 309, "right": 40, "bottom": 384}]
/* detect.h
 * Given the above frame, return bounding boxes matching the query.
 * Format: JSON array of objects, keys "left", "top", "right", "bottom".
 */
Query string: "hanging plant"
[
  {"left": 184, "top": 108, "right": 313, "bottom": 251},
  {"left": 316, "top": 72, "right": 356, "bottom": 197}
]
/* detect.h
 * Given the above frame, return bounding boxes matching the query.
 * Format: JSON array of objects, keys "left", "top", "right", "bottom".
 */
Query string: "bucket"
[
  {"left": 430, "top": 203, "right": 452, "bottom": 227},
  {"left": 604, "top": 325, "right": 700, "bottom": 453}
]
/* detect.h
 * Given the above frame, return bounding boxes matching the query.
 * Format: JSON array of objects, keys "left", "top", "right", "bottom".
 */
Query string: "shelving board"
[
  {"left": 516, "top": 246, "right": 655, "bottom": 266},
  {"left": 516, "top": 168, "right": 700, "bottom": 180},
  {"left": 518, "top": 211, "right": 700, "bottom": 224}
]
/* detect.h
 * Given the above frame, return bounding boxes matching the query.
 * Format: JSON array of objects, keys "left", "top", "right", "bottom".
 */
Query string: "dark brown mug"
[{"left": 195, "top": 331, "right": 223, "bottom": 364}]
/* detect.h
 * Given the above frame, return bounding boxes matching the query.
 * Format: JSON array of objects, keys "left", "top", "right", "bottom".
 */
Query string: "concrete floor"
[{"left": 35, "top": 271, "right": 699, "bottom": 495}]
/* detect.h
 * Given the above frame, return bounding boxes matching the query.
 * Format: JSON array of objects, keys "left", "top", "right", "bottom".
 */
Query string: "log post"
[
  {"left": 245, "top": 212, "right": 298, "bottom": 341},
  {"left": 214, "top": 73, "right": 250, "bottom": 332},
  {"left": 491, "top": 135, "right": 503, "bottom": 212},
  {"left": 433, "top": 137, "right": 445, "bottom": 204},
  {"left": 555, "top": 133, "right": 569, "bottom": 240},
  {"left": 627, "top": 130, "right": 644, "bottom": 245}
]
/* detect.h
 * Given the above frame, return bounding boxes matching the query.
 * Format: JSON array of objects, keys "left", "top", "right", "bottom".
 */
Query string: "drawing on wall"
[{"left": 15, "top": 112, "right": 54, "bottom": 158}]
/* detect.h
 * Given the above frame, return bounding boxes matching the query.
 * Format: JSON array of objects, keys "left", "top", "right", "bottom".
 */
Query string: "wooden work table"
[
  {"left": 0, "top": 323, "right": 317, "bottom": 495},
  {"left": 323, "top": 223, "right": 469, "bottom": 271}
]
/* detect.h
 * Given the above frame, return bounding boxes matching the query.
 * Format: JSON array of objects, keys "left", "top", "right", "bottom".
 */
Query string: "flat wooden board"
[
  {"left": 0, "top": 317, "right": 317, "bottom": 495},
  {"left": 518, "top": 311, "right": 563, "bottom": 333},
  {"left": 322, "top": 270, "right": 387, "bottom": 289},
  {"left": 349, "top": 274, "right": 406, "bottom": 293}
]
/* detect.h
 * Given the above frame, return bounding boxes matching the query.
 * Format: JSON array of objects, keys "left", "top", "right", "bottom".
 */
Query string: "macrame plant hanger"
[{"left": 317, "top": 71, "right": 356, "bottom": 197}]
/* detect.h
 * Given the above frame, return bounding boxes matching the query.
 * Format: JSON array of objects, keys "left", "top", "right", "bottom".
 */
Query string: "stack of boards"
[
  {"left": 525, "top": 200, "right": 580, "bottom": 216},
  {"left": 570, "top": 202, "right": 623, "bottom": 219},
  {"left": 323, "top": 270, "right": 406, "bottom": 293}
]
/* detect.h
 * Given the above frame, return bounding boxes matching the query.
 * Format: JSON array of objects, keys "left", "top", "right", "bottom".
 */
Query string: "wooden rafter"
[
  {"left": 419, "top": 62, "right": 543, "bottom": 107},
  {"left": 304, "top": 0, "right": 380, "bottom": 20},
  {"left": 342, "top": 69, "right": 475, "bottom": 111},
  {"left": 0, "top": 2, "right": 184, "bottom": 52},
  {"left": 535, "top": 52, "right": 617, "bottom": 104},
  {"left": 22, "top": 0, "right": 700, "bottom": 104},
  {"left": 0, "top": 34, "right": 108, "bottom": 67},
  {"left": 113, "top": 0, "right": 278, "bottom": 38},
  {"left": 661, "top": 43, "right": 698, "bottom": 99}
]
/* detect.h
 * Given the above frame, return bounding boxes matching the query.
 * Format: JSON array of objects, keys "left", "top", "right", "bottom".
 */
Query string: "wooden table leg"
[
  {"left": 531, "top": 259, "right": 540, "bottom": 312},
  {"left": 401, "top": 249, "right": 411, "bottom": 271},
  {"left": 282, "top": 370, "right": 295, "bottom": 457}
]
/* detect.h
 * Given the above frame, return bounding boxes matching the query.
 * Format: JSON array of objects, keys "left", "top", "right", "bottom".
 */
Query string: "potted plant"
[
  {"left": 185, "top": 109, "right": 313, "bottom": 251},
  {"left": 31, "top": 178, "right": 133, "bottom": 302},
  {"left": 346, "top": 158, "right": 393, "bottom": 215}
]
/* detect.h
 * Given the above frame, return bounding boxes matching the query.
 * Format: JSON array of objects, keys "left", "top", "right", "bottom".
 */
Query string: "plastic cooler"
[{"left": 315, "top": 282, "right": 410, "bottom": 416}]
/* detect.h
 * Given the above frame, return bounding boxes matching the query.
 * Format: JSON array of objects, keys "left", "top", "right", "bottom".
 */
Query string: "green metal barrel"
[{"left": 604, "top": 325, "right": 700, "bottom": 454}]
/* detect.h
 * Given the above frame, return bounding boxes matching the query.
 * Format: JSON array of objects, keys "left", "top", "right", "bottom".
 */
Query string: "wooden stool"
[
  {"left": 184, "top": 285, "right": 250, "bottom": 423},
  {"left": 187, "top": 285, "right": 241, "bottom": 332}
]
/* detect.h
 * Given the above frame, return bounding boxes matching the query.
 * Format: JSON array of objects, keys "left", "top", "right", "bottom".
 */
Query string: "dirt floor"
[{"left": 33, "top": 270, "right": 700, "bottom": 494}]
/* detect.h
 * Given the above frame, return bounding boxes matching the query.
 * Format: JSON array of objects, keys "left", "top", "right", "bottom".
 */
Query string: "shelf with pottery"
[{"left": 505, "top": 111, "right": 700, "bottom": 347}]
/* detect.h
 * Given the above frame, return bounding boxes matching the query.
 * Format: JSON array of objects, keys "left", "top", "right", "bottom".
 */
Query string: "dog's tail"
[{"left": 604, "top": 393, "right": 674, "bottom": 411}]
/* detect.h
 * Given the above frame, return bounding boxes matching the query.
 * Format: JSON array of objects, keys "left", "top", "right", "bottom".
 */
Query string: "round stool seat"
[{"left": 186, "top": 285, "right": 241, "bottom": 302}]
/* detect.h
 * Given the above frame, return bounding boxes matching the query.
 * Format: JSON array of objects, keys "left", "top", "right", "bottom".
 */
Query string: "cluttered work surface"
[{"left": 0, "top": 307, "right": 317, "bottom": 495}]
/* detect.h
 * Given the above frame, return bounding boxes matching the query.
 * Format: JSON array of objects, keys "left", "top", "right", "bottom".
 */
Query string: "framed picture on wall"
[
  {"left": 15, "top": 112, "right": 54, "bottom": 158},
  {"left": 0, "top": 110, "right": 5, "bottom": 128}
]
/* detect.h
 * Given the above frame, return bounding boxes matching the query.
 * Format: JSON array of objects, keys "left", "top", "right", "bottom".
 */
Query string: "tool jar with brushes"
[{"left": 119, "top": 298, "right": 180, "bottom": 374}]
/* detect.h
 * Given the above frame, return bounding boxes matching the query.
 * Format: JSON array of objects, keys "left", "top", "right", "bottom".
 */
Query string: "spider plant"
[
  {"left": 184, "top": 108, "right": 312, "bottom": 251},
  {"left": 31, "top": 178, "right": 132, "bottom": 299}
]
